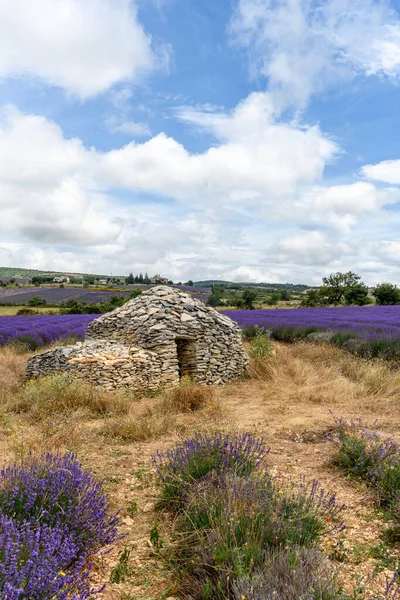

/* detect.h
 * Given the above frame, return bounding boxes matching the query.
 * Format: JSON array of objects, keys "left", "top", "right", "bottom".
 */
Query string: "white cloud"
[
  {"left": 0, "top": 106, "right": 120, "bottom": 245},
  {"left": 106, "top": 116, "right": 152, "bottom": 137},
  {"left": 267, "top": 230, "right": 353, "bottom": 266},
  {"left": 2, "top": 102, "right": 400, "bottom": 283},
  {"left": 0, "top": 0, "right": 158, "bottom": 98},
  {"left": 230, "top": 0, "right": 400, "bottom": 110},
  {"left": 100, "top": 92, "right": 338, "bottom": 201},
  {"left": 361, "top": 159, "right": 400, "bottom": 184}
]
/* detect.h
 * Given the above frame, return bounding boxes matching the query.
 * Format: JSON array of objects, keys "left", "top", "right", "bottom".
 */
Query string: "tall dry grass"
[
  {"left": 0, "top": 346, "right": 28, "bottom": 401},
  {"left": 4, "top": 373, "right": 133, "bottom": 419},
  {"left": 161, "top": 377, "right": 217, "bottom": 413},
  {"left": 257, "top": 342, "right": 400, "bottom": 415}
]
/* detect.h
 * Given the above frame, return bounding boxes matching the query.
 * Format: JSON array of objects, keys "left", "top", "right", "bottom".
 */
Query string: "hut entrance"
[{"left": 176, "top": 337, "right": 196, "bottom": 379}]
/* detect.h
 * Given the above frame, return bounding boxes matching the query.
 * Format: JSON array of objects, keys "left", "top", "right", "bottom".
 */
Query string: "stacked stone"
[
  {"left": 26, "top": 339, "right": 162, "bottom": 392},
  {"left": 86, "top": 286, "right": 249, "bottom": 385},
  {"left": 26, "top": 286, "right": 249, "bottom": 389}
]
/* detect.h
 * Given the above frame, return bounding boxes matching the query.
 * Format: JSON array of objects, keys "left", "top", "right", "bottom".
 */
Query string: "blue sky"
[{"left": 1, "top": 0, "right": 400, "bottom": 284}]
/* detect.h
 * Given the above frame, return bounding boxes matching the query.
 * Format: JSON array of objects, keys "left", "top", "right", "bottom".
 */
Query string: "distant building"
[
  {"left": 53, "top": 275, "right": 70, "bottom": 283},
  {"left": 98, "top": 279, "right": 108, "bottom": 285},
  {"left": 151, "top": 275, "right": 170, "bottom": 284}
]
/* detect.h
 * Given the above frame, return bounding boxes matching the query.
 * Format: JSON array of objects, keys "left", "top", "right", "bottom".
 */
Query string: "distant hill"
[
  {"left": 0, "top": 266, "right": 109, "bottom": 279},
  {"left": 0, "top": 268, "right": 311, "bottom": 291},
  {"left": 195, "top": 280, "right": 311, "bottom": 291}
]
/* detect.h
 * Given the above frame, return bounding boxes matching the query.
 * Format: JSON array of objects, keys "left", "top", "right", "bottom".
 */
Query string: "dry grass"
[
  {"left": 99, "top": 411, "right": 172, "bottom": 443},
  {"left": 0, "top": 346, "right": 27, "bottom": 401},
  {"left": 5, "top": 373, "right": 134, "bottom": 419},
  {"left": 0, "top": 412, "right": 87, "bottom": 459},
  {"left": 246, "top": 342, "right": 400, "bottom": 415},
  {"left": 160, "top": 377, "right": 217, "bottom": 413}
]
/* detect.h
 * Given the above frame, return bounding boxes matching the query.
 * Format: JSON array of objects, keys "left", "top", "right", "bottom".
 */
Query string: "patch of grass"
[
  {"left": 0, "top": 346, "right": 27, "bottom": 402},
  {"left": 249, "top": 329, "right": 274, "bottom": 361},
  {"left": 126, "top": 500, "right": 138, "bottom": 516},
  {"left": 8, "top": 373, "right": 133, "bottom": 419},
  {"left": 100, "top": 412, "right": 172, "bottom": 443},
  {"left": 2, "top": 412, "right": 86, "bottom": 459},
  {"left": 161, "top": 376, "right": 216, "bottom": 413}
]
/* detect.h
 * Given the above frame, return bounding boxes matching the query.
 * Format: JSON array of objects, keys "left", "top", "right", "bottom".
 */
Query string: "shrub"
[
  {"left": 162, "top": 377, "right": 215, "bottom": 413},
  {"left": 231, "top": 547, "right": 342, "bottom": 600},
  {"left": 16, "top": 308, "right": 39, "bottom": 316},
  {"left": 8, "top": 334, "right": 42, "bottom": 352},
  {"left": 329, "top": 418, "right": 400, "bottom": 507},
  {"left": 153, "top": 432, "right": 267, "bottom": 511},
  {"left": 242, "top": 325, "right": 267, "bottom": 340},
  {"left": 27, "top": 295, "right": 47, "bottom": 307},
  {"left": 182, "top": 473, "right": 344, "bottom": 555},
  {"left": 0, "top": 453, "right": 120, "bottom": 558},
  {"left": 249, "top": 329, "right": 274, "bottom": 360},
  {"left": 154, "top": 433, "right": 344, "bottom": 600}
]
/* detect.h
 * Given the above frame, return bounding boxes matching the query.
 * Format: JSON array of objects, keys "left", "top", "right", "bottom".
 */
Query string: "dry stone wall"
[
  {"left": 26, "top": 340, "right": 162, "bottom": 392},
  {"left": 26, "top": 286, "right": 249, "bottom": 390}
]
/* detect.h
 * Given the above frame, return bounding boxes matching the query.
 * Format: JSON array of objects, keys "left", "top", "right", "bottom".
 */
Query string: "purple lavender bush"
[
  {"left": 152, "top": 432, "right": 267, "bottom": 510},
  {"left": 231, "top": 547, "right": 344, "bottom": 600},
  {"left": 152, "top": 433, "right": 347, "bottom": 600},
  {"left": 0, "top": 515, "right": 98, "bottom": 599},
  {"left": 328, "top": 418, "right": 400, "bottom": 507},
  {"left": 0, "top": 453, "right": 120, "bottom": 557}
]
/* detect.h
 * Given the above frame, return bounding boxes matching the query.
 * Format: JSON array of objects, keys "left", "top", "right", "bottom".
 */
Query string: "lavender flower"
[
  {"left": 0, "top": 515, "right": 100, "bottom": 599},
  {"left": 153, "top": 432, "right": 267, "bottom": 510},
  {"left": 0, "top": 453, "right": 120, "bottom": 557}
]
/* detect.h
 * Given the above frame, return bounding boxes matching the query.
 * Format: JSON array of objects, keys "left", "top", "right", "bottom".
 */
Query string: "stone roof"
[{"left": 86, "top": 285, "right": 240, "bottom": 345}]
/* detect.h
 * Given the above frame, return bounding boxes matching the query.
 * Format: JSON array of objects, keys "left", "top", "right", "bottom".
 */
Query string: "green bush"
[{"left": 250, "top": 330, "right": 273, "bottom": 360}]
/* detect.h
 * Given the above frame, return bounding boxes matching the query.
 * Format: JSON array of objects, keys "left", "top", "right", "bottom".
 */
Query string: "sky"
[{"left": 1, "top": 0, "right": 400, "bottom": 284}]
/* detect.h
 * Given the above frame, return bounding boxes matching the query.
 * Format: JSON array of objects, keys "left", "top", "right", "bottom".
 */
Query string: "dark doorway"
[{"left": 176, "top": 337, "right": 196, "bottom": 379}]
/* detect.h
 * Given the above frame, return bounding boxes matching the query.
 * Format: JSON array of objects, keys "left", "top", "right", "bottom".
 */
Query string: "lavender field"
[
  {"left": 221, "top": 305, "right": 400, "bottom": 341},
  {"left": 0, "top": 286, "right": 210, "bottom": 305},
  {"left": 3, "top": 305, "right": 400, "bottom": 355},
  {"left": 0, "top": 314, "right": 98, "bottom": 347}
]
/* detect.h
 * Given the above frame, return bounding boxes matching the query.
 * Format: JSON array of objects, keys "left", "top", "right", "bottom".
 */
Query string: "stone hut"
[{"left": 26, "top": 286, "right": 249, "bottom": 391}]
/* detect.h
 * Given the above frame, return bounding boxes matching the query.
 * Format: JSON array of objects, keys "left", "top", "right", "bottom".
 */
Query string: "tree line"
[{"left": 302, "top": 272, "right": 400, "bottom": 307}]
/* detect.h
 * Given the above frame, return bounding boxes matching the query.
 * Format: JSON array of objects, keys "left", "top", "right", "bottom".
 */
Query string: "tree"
[
  {"left": 320, "top": 271, "right": 364, "bottom": 305},
  {"left": 242, "top": 289, "right": 257, "bottom": 310},
  {"left": 126, "top": 273, "right": 134, "bottom": 284},
  {"left": 373, "top": 283, "right": 400, "bottom": 305},
  {"left": 185, "top": 280, "right": 194, "bottom": 286},
  {"left": 343, "top": 283, "right": 369, "bottom": 306},
  {"left": 28, "top": 295, "right": 47, "bottom": 307},
  {"left": 280, "top": 289, "right": 291, "bottom": 301},
  {"left": 208, "top": 285, "right": 224, "bottom": 307},
  {"left": 83, "top": 275, "right": 95, "bottom": 285},
  {"left": 266, "top": 292, "right": 280, "bottom": 306},
  {"left": 300, "top": 289, "right": 323, "bottom": 307}
]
